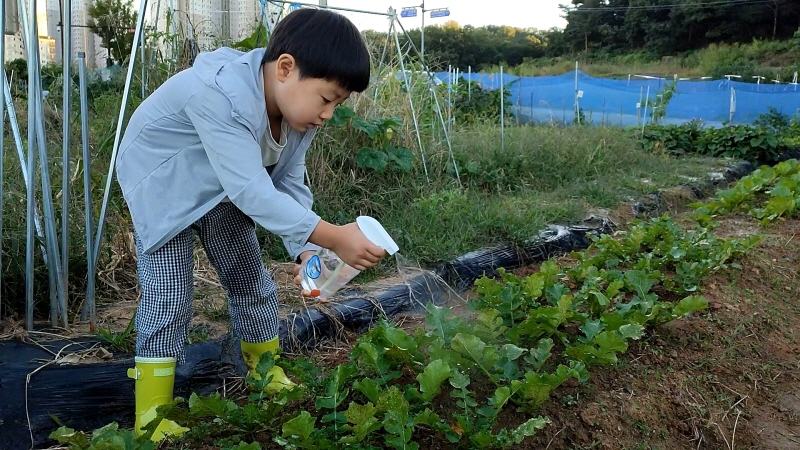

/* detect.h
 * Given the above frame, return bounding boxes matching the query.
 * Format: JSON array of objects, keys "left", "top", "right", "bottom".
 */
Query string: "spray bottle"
[{"left": 300, "top": 216, "right": 399, "bottom": 299}]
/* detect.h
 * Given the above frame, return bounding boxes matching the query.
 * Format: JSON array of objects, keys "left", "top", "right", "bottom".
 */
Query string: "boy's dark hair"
[{"left": 263, "top": 8, "right": 370, "bottom": 93}]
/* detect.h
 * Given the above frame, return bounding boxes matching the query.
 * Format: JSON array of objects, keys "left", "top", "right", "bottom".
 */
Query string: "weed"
[
  {"left": 197, "top": 300, "right": 230, "bottom": 322},
  {"left": 95, "top": 317, "right": 136, "bottom": 354}
]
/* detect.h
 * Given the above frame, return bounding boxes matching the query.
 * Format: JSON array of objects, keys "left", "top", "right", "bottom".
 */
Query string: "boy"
[{"left": 116, "top": 8, "right": 386, "bottom": 441}]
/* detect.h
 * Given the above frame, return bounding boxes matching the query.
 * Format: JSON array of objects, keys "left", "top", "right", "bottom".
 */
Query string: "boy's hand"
[
  {"left": 330, "top": 223, "right": 386, "bottom": 271},
  {"left": 293, "top": 251, "right": 316, "bottom": 297}
]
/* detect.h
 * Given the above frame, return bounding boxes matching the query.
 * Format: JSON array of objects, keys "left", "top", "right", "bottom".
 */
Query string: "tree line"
[
  {"left": 364, "top": 0, "right": 800, "bottom": 71},
  {"left": 9, "top": 1, "right": 799, "bottom": 74},
  {"left": 557, "top": 0, "right": 800, "bottom": 55}
]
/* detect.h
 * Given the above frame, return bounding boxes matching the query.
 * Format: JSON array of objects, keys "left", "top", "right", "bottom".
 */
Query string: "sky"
[{"left": 321, "top": 0, "right": 567, "bottom": 32}]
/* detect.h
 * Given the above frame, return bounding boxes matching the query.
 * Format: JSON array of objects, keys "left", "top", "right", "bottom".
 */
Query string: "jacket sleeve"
[
  {"left": 184, "top": 86, "right": 321, "bottom": 253},
  {"left": 275, "top": 158, "right": 322, "bottom": 261}
]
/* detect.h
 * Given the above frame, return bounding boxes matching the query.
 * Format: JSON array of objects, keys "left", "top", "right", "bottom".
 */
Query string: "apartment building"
[
  {"left": 152, "top": 0, "right": 279, "bottom": 51},
  {"left": 3, "top": 33, "right": 57, "bottom": 66},
  {"left": 5, "top": 0, "right": 293, "bottom": 68}
]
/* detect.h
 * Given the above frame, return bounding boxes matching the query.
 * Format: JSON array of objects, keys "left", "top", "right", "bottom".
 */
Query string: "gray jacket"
[{"left": 116, "top": 47, "right": 321, "bottom": 259}]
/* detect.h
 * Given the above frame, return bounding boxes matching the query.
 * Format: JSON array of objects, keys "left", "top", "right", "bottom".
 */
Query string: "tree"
[
  {"left": 5, "top": 58, "right": 28, "bottom": 83},
  {"left": 550, "top": 0, "right": 800, "bottom": 57},
  {"left": 87, "top": 0, "right": 138, "bottom": 66}
]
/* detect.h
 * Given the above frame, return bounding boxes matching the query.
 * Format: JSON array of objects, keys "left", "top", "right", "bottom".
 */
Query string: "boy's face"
[{"left": 272, "top": 54, "right": 351, "bottom": 132}]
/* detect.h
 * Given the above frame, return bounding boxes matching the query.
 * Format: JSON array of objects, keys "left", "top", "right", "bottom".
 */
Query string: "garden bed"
[{"left": 0, "top": 160, "right": 760, "bottom": 449}]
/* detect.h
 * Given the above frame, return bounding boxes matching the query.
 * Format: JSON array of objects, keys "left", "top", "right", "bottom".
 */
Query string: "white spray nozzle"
[{"left": 356, "top": 216, "right": 400, "bottom": 255}]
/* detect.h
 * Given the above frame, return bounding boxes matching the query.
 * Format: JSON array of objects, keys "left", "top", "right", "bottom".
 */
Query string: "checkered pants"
[{"left": 134, "top": 202, "right": 279, "bottom": 364}]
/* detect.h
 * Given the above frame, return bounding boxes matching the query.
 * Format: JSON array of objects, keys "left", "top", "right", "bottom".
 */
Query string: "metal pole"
[
  {"left": 641, "top": 86, "right": 650, "bottom": 135},
  {"left": 390, "top": 11, "right": 429, "bottom": 183},
  {"left": 22, "top": 5, "right": 68, "bottom": 328},
  {"left": 35, "top": 79, "right": 67, "bottom": 327},
  {"left": 78, "top": 52, "right": 96, "bottom": 328},
  {"left": 530, "top": 92, "right": 534, "bottom": 124},
  {"left": 373, "top": 19, "right": 395, "bottom": 104},
  {"left": 454, "top": 67, "right": 458, "bottom": 128},
  {"left": 0, "top": 0, "right": 5, "bottom": 323},
  {"left": 3, "top": 73, "right": 49, "bottom": 260},
  {"left": 392, "top": 13, "right": 458, "bottom": 168},
  {"left": 468, "top": 65, "right": 471, "bottom": 101},
  {"left": 420, "top": 0, "right": 425, "bottom": 65},
  {"left": 141, "top": 25, "right": 146, "bottom": 98},
  {"left": 516, "top": 76, "right": 521, "bottom": 123},
  {"left": 61, "top": 0, "right": 73, "bottom": 329},
  {"left": 168, "top": 0, "right": 176, "bottom": 69},
  {"left": 638, "top": 86, "right": 643, "bottom": 126},
  {"left": 150, "top": 0, "right": 161, "bottom": 69},
  {"left": 447, "top": 65, "right": 451, "bottom": 136},
  {"left": 500, "top": 65, "right": 505, "bottom": 154},
  {"left": 17, "top": 0, "right": 63, "bottom": 328},
  {"left": 430, "top": 85, "right": 461, "bottom": 186},
  {"left": 574, "top": 61, "right": 580, "bottom": 125},
  {"left": 93, "top": 0, "right": 149, "bottom": 271},
  {"left": 19, "top": 0, "right": 37, "bottom": 330}
]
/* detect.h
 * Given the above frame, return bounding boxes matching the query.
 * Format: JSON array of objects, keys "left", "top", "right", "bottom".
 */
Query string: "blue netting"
[{"left": 436, "top": 70, "right": 800, "bottom": 127}]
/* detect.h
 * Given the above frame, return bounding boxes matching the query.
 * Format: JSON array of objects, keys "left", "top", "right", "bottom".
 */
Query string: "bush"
[
  {"left": 638, "top": 110, "right": 799, "bottom": 164},
  {"left": 451, "top": 81, "right": 513, "bottom": 125}
]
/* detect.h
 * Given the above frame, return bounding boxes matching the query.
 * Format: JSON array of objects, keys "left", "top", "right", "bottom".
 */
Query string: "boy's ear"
[{"left": 274, "top": 54, "right": 297, "bottom": 83}]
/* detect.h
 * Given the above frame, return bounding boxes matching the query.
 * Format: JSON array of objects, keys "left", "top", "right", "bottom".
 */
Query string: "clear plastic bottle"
[{"left": 300, "top": 216, "right": 399, "bottom": 300}]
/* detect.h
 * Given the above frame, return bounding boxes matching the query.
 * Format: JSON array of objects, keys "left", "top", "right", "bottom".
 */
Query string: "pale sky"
[{"left": 322, "top": 0, "right": 567, "bottom": 32}]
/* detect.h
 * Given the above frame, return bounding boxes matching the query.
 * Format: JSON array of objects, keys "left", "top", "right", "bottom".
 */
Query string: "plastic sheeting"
[
  {"left": 0, "top": 337, "right": 241, "bottom": 449},
  {"left": 0, "top": 160, "right": 759, "bottom": 449}
]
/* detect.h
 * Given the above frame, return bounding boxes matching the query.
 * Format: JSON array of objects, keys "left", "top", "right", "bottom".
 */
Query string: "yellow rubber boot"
[
  {"left": 127, "top": 357, "right": 190, "bottom": 441},
  {"left": 240, "top": 337, "right": 297, "bottom": 395}
]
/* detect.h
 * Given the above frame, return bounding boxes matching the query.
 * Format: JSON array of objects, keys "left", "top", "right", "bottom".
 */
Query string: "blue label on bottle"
[{"left": 305, "top": 254, "right": 322, "bottom": 280}]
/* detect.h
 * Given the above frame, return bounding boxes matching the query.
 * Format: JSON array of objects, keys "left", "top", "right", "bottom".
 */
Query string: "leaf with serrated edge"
[
  {"left": 673, "top": 295, "right": 708, "bottom": 317},
  {"left": 451, "top": 334, "right": 499, "bottom": 376},
  {"left": 474, "top": 309, "right": 507, "bottom": 340},
  {"left": 524, "top": 274, "right": 545, "bottom": 298},
  {"left": 353, "top": 378, "right": 381, "bottom": 404},
  {"left": 523, "top": 338, "right": 554, "bottom": 370},
  {"left": 340, "top": 402, "right": 382, "bottom": 443},
  {"left": 417, "top": 359, "right": 451, "bottom": 402},
  {"left": 425, "top": 303, "right": 461, "bottom": 344},
  {"left": 282, "top": 411, "right": 316, "bottom": 441},
  {"left": 618, "top": 323, "right": 645, "bottom": 340},
  {"left": 189, "top": 392, "right": 234, "bottom": 418},
  {"left": 378, "top": 387, "right": 412, "bottom": 445},
  {"left": 509, "top": 417, "right": 550, "bottom": 444},
  {"left": 580, "top": 319, "right": 603, "bottom": 342},
  {"left": 499, "top": 344, "right": 527, "bottom": 361}
]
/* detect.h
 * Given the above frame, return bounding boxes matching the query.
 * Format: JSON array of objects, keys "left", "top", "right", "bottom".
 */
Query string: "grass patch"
[{"left": 262, "top": 122, "right": 727, "bottom": 269}]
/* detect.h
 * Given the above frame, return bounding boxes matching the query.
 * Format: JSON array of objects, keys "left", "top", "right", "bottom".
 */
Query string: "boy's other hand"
[{"left": 331, "top": 223, "right": 386, "bottom": 271}]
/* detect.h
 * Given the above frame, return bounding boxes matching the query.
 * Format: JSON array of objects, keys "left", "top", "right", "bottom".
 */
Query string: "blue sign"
[
  {"left": 401, "top": 8, "right": 417, "bottom": 18},
  {"left": 289, "top": 2, "right": 301, "bottom": 10},
  {"left": 430, "top": 8, "right": 450, "bottom": 18}
]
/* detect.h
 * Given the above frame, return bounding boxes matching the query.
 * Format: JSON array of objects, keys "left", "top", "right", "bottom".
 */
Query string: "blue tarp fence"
[{"left": 434, "top": 70, "right": 800, "bottom": 127}]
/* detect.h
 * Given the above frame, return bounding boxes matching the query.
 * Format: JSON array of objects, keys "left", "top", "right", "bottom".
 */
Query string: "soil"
[
  {"left": 3, "top": 188, "right": 799, "bottom": 449},
  {"left": 504, "top": 216, "right": 800, "bottom": 450}
]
